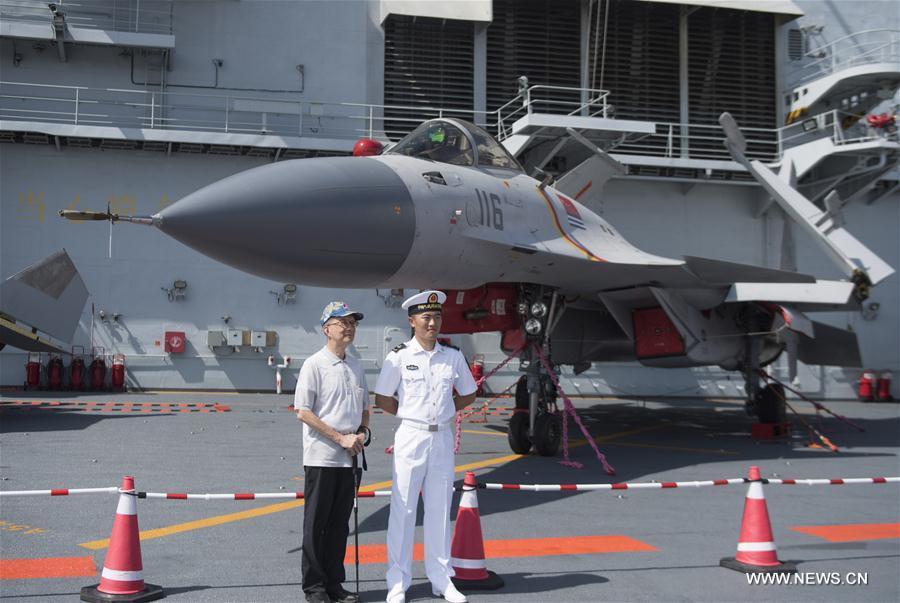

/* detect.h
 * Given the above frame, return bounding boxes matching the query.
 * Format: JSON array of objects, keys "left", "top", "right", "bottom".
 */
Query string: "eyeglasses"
[{"left": 326, "top": 318, "right": 357, "bottom": 329}]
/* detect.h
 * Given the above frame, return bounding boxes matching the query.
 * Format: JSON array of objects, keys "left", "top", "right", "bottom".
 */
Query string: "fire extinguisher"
[
  {"left": 24, "top": 352, "right": 42, "bottom": 390},
  {"left": 90, "top": 349, "right": 107, "bottom": 391},
  {"left": 470, "top": 354, "right": 485, "bottom": 397},
  {"left": 47, "top": 355, "right": 64, "bottom": 390},
  {"left": 69, "top": 346, "right": 85, "bottom": 391},
  {"left": 876, "top": 371, "right": 893, "bottom": 401},
  {"left": 858, "top": 370, "right": 875, "bottom": 401},
  {"left": 110, "top": 354, "right": 126, "bottom": 392}
]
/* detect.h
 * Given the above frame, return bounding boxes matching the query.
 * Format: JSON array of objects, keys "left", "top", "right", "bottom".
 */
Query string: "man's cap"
[
  {"left": 401, "top": 290, "right": 446, "bottom": 315},
  {"left": 320, "top": 301, "right": 364, "bottom": 326}
]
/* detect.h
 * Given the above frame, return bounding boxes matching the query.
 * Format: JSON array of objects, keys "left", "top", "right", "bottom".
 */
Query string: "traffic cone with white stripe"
[
  {"left": 720, "top": 466, "right": 796, "bottom": 574},
  {"left": 449, "top": 472, "right": 504, "bottom": 591},
  {"left": 81, "top": 476, "right": 164, "bottom": 602}
]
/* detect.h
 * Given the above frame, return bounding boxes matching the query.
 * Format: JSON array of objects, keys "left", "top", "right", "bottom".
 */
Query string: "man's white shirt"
[
  {"left": 374, "top": 338, "right": 477, "bottom": 425},
  {"left": 294, "top": 346, "right": 368, "bottom": 467}
]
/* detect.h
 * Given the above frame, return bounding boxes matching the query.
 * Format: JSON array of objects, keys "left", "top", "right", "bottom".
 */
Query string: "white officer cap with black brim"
[{"left": 401, "top": 290, "right": 446, "bottom": 316}]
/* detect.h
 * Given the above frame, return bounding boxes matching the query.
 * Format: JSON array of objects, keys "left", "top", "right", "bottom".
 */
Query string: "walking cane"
[
  {"left": 352, "top": 453, "right": 360, "bottom": 597},
  {"left": 352, "top": 427, "right": 371, "bottom": 598}
]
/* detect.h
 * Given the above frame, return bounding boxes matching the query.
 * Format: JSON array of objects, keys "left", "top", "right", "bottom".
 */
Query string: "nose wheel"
[{"left": 507, "top": 371, "right": 562, "bottom": 457}]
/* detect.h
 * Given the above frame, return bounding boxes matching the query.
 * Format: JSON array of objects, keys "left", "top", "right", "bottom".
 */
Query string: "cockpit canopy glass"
[
  {"left": 388, "top": 119, "right": 523, "bottom": 172},
  {"left": 389, "top": 122, "right": 475, "bottom": 166}
]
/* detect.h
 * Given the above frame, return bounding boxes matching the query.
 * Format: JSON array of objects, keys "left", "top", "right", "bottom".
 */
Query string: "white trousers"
[{"left": 385, "top": 423, "right": 455, "bottom": 595}]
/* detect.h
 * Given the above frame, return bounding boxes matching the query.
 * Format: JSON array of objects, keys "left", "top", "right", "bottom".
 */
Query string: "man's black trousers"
[{"left": 302, "top": 466, "right": 356, "bottom": 595}]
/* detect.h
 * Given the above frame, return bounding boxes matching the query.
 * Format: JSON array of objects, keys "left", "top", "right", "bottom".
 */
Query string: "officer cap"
[{"left": 401, "top": 290, "right": 446, "bottom": 316}]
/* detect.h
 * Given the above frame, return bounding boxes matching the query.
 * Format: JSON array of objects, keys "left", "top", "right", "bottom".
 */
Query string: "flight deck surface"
[{"left": 1, "top": 392, "right": 897, "bottom": 602}]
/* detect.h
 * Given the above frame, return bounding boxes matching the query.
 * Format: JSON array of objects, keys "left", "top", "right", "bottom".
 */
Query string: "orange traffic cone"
[
  {"left": 720, "top": 466, "right": 796, "bottom": 574},
  {"left": 449, "top": 472, "right": 504, "bottom": 591},
  {"left": 81, "top": 476, "right": 164, "bottom": 602}
]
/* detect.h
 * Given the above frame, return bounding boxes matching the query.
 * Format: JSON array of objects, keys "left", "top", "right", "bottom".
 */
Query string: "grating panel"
[{"left": 384, "top": 15, "right": 474, "bottom": 140}]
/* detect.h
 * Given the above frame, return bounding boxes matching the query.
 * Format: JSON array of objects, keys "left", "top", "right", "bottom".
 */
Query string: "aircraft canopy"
[{"left": 389, "top": 119, "right": 523, "bottom": 172}]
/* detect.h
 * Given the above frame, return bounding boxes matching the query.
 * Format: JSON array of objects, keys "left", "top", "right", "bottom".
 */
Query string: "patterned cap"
[{"left": 320, "top": 301, "right": 364, "bottom": 326}]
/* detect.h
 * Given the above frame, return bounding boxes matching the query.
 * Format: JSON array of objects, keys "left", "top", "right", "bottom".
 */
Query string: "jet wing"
[
  {"left": 0, "top": 250, "right": 89, "bottom": 352},
  {"left": 719, "top": 112, "right": 895, "bottom": 288}
]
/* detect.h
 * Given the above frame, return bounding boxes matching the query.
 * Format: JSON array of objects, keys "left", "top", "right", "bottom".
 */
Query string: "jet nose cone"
[{"left": 158, "top": 157, "right": 415, "bottom": 286}]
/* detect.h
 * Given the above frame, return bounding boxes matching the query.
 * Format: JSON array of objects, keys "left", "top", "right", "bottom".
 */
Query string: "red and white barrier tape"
[
  {"left": 477, "top": 476, "right": 899, "bottom": 491},
  {"left": 136, "top": 490, "right": 393, "bottom": 500},
  {"left": 3, "top": 477, "right": 896, "bottom": 499},
  {"left": 0, "top": 486, "right": 119, "bottom": 497}
]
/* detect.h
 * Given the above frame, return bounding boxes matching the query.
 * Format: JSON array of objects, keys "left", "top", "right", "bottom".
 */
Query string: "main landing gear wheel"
[
  {"left": 532, "top": 412, "right": 562, "bottom": 456},
  {"left": 507, "top": 412, "right": 532, "bottom": 454}
]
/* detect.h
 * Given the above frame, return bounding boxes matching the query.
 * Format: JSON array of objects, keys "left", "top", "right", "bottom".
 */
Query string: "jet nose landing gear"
[{"left": 507, "top": 368, "right": 562, "bottom": 457}]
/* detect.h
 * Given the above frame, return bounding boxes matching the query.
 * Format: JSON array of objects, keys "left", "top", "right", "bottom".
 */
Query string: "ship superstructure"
[{"left": 1, "top": 0, "right": 896, "bottom": 398}]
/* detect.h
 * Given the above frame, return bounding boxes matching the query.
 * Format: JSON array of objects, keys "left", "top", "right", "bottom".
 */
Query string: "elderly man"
[
  {"left": 295, "top": 301, "right": 370, "bottom": 603},
  {"left": 374, "top": 291, "right": 477, "bottom": 603}
]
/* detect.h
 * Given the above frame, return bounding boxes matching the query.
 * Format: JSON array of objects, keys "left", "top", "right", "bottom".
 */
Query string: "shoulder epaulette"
[
  {"left": 442, "top": 343, "right": 460, "bottom": 351},
  {"left": 392, "top": 343, "right": 407, "bottom": 353}
]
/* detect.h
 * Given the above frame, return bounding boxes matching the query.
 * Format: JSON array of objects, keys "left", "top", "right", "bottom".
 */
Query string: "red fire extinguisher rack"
[
  {"left": 46, "top": 354, "right": 64, "bottom": 390},
  {"left": 69, "top": 346, "right": 86, "bottom": 391},
  {"left": 89, "top": 347, "right": 107, "bottom": 391},
  {"left": 24, "top": 352, "right": 42, "bottom": 390},
  {"left": 110, "top": 353, "right": 126, "bottom": 392}
]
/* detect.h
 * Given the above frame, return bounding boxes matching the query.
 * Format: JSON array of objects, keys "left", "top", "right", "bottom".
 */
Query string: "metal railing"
[
  {"left": 789, "top": 29, "right": 900, "bottom": 88},
  {"left": 1, "top": 80, "right": 895, "bottom": 162},
  {"left": 0, "top": 0, "right": 173, "bottom": 35}
]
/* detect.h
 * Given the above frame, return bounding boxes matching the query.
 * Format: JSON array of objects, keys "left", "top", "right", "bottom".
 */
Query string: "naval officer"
[
  {"left": 374, "top": 291, "right": 477, "bottom": 603},
  {"left": 295, "top": 301, "right": 370, "bottom": 603}
]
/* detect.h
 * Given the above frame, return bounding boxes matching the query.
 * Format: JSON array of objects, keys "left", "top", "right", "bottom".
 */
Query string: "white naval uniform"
[{"left": 374, "top": 338, "right": 477, "bottom": 596}]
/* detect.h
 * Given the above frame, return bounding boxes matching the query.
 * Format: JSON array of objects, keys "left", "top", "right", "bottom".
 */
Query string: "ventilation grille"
[
  {"left": 587, "top": 0, "right": 681, "bottom": 123},
  {"left": 788, "top": 28, "right": 803, "bottom": 61},
  {"left": 688, "top": 8, "right": 777, "bottom": 160},
  {"left": 383, "top": 15, "right": 474, "bottom": 140},
  {"left": 486, "top": 0, "right": 581, "bottom": 114}
]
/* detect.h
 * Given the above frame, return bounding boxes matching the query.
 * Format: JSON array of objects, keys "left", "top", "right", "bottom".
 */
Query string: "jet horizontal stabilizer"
[
  {"left": 797, "top": 321, "right": 862, "bottom": 367},
  {"left": 682, "top": 256, "right": 815, "bottom": 286}
]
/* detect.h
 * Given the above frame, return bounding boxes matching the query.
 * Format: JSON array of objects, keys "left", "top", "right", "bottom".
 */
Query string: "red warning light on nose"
[{"left": 353, "top": 138, "right": 384, "bottom": 157}]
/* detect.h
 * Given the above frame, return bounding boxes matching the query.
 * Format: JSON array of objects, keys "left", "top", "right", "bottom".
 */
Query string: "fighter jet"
[{"left": 61, "top": 116, "right": 894, "bottom": 456}]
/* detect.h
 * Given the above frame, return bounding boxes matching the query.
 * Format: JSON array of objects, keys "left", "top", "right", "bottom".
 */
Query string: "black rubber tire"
[
  {"left": 533, "top": 412, "right": 562, "bottom": 457},
  {"left": 514, "top": 376, "right": 529, "bottom": 409},
  {"left": 756, "top": 384, "right": 786, "bottom": 423},
  {"left": 507, "top": 412, "right": 532, "bottom": 454}
]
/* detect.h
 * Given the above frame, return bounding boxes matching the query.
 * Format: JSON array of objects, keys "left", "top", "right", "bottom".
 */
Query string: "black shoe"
[
  {"left": 305, "top": 591, "right": 332, "bottom": 603},
  {"left": 326, "top": 586, "right": 359, "bottom": 603}
]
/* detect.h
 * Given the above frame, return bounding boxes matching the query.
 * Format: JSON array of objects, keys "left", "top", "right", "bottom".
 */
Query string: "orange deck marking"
[
  {"left": 0, "top": 556, "right": 96, "bottom": 579},
  {"left": 791, "top": 522, "right": 900, "bottom": 542},
  {"left": 344, "top": 535, "right": 655, "bottom": 564}
]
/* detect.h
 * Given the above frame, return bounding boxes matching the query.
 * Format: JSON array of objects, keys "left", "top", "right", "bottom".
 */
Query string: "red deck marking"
[
  {"left": 873, "top": 477, "right": 887, "bottom": 483},
  {"left": 791, "top": 523, "right": 900, "bottom": 542},
  {"left": 660, "top": 482, "right": 677, "bottom": 488},
  {"left": 0, "top": 556, "right": 96, "bottom": 579},
  {"left": 560, "top": 484, "right": 577, "bottom": 491},
  {"left": 344, "top": 535, "right": 656, "bottom": 565},
  {"left": 234, "top": 493, "right": 255, "bottom": 500},
  {"left": 611, "top": 483, "right": 628, "bottom": 490},
  {"left": 167, "top": 493, "right": 188, "bottom": 500},
  {"left": 50, "top": 489, "right": 68, "bottom": 496}
]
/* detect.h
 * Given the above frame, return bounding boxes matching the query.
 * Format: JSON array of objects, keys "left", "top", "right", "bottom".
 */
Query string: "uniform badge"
[
  {"left": 428, "top": 292, "right": 438, "bottom": 303},
  {"left": 406, "top": 365, "right": 419, "bottom": 370}
]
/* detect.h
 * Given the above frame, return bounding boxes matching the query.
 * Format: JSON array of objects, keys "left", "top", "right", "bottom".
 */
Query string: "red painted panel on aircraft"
[
  {"left": 632, "top": 307, "right": 685, "bottom": 358},
  {"left": 440, "top": 284, "right": 521, "bottom": 335}
]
